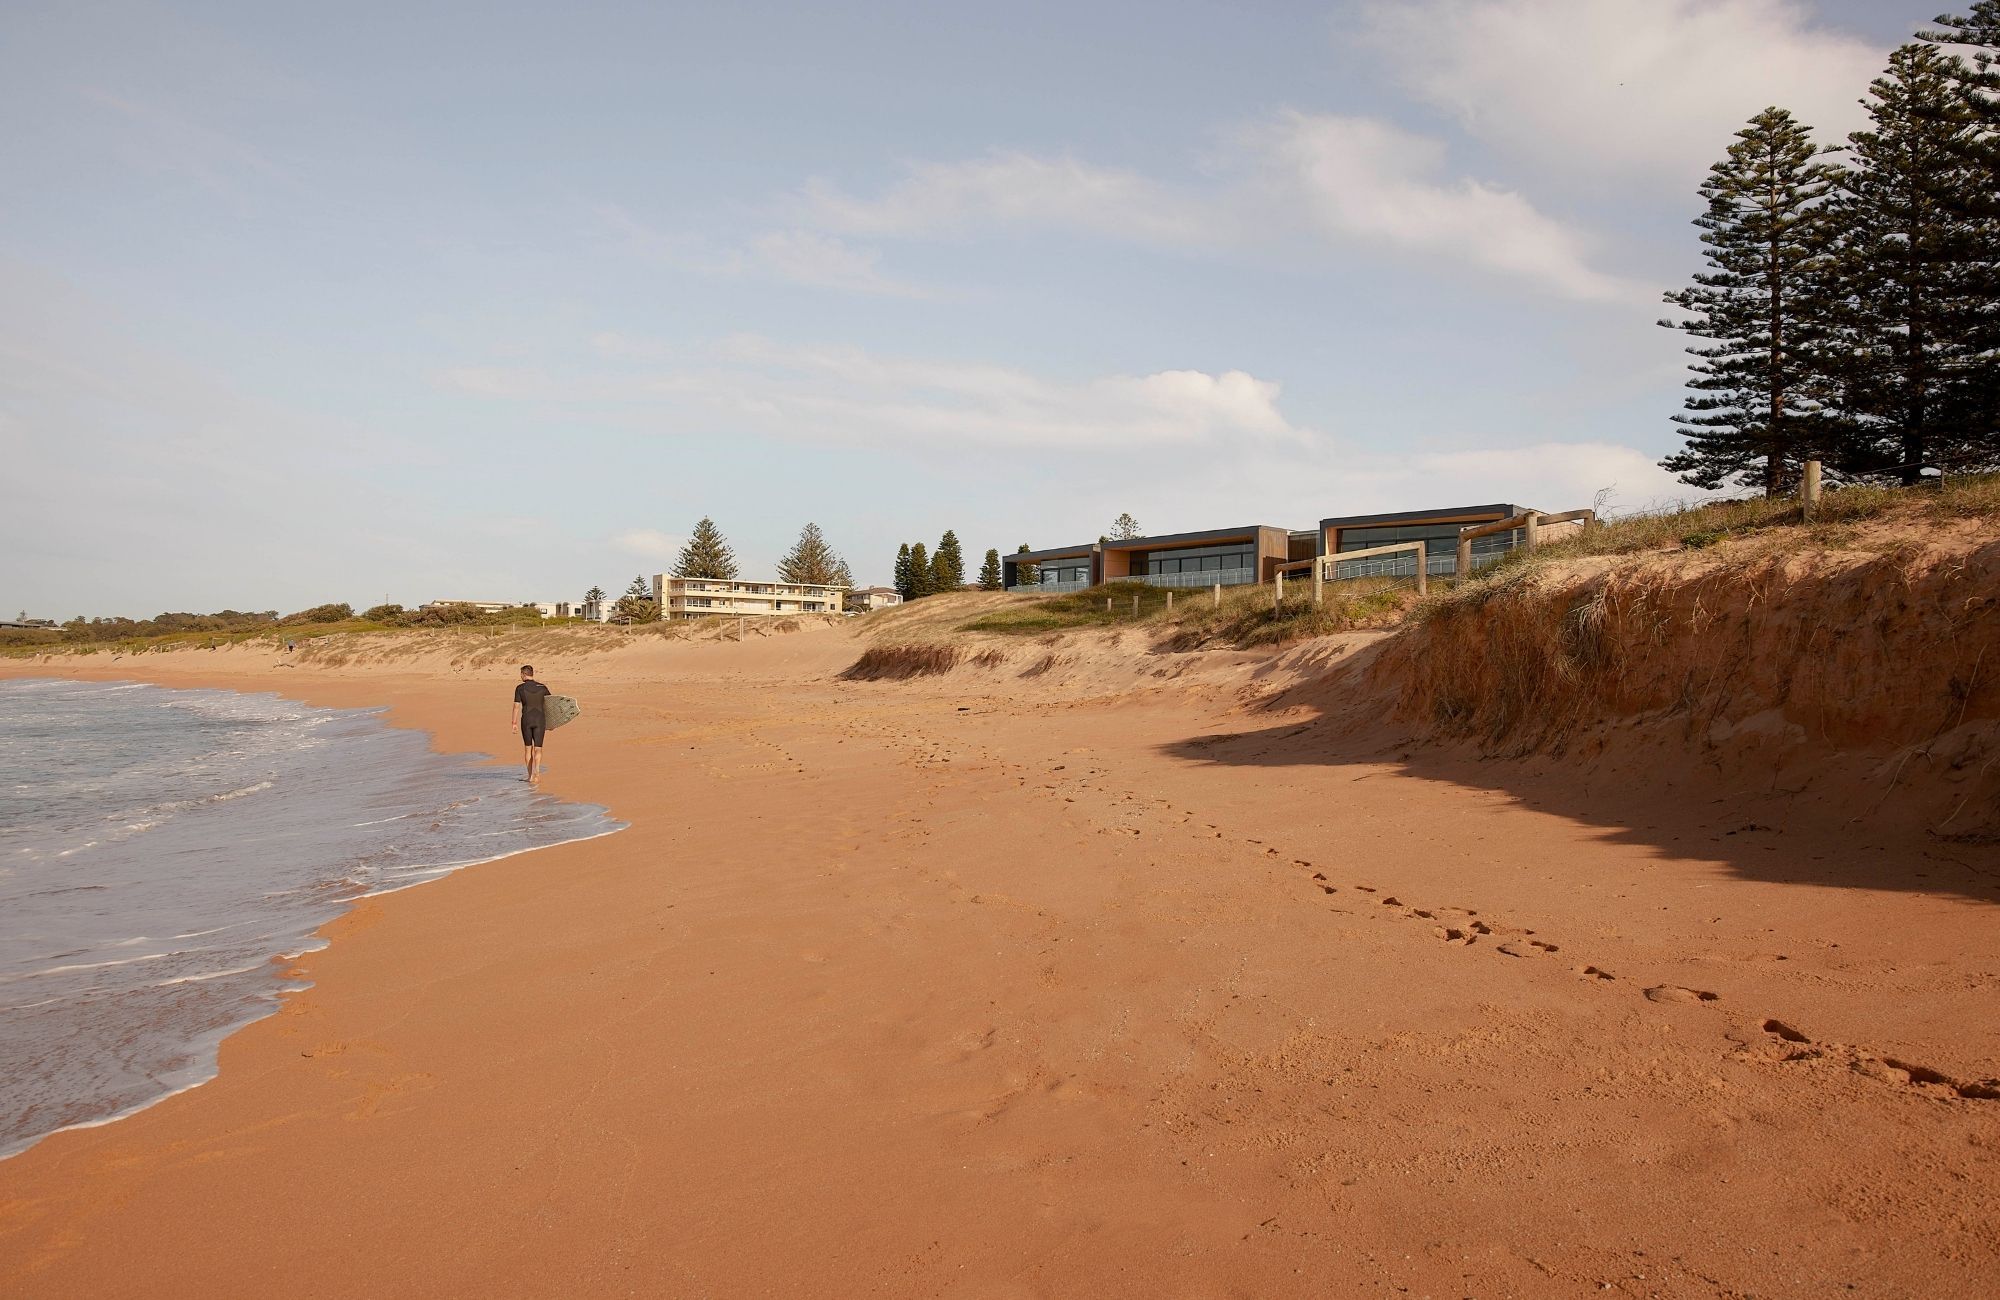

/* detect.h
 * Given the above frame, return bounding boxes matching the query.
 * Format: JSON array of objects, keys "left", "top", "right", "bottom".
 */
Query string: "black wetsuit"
[{"left": 515, "top": 680, "right": 551, "bottom": 746}]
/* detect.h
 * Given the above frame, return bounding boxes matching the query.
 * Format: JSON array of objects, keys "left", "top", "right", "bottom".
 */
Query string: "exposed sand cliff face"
[{"left": 1365, "top": 522, "right": 2000, "bottom": 841}]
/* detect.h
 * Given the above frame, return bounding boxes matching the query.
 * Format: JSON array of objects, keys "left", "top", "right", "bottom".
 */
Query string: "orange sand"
[{"left": 1, "top": 625, "right": 1996, "bottom": 1299}]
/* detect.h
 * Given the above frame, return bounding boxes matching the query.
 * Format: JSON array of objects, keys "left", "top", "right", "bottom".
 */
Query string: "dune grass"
[
  {"left": 958, "top": 578, "right": 1417, "bottom": 648},
  {"left": 841, "top": 642, "right": 965, "bottom": 680}
]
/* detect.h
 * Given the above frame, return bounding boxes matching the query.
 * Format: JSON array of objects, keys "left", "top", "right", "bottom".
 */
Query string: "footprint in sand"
[
  {"left": 1577, "top": 965, "right": 1616, "bottom": 981},
  {"left": 1643, "top": 984, "right": 1720, "bottom": 1004},
  {"left": 1497, "top": 940, "right": 1560, "bottom": 958}
]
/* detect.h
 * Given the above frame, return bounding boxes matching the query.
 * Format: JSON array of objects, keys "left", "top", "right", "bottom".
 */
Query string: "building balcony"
[{"left": 1127, "top": 566, "right": 1257, "bottom": 589}]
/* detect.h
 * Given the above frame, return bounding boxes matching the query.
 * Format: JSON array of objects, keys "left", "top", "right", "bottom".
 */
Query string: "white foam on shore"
[{"left": 0, "top": 677, "right": 624, "bottom": 1162}]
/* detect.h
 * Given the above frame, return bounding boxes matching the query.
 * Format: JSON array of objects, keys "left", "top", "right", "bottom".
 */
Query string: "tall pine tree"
[
  {"left": 1014, "top": 543, "right": 1037, "bottom": 588},
  {"left": 893, "top": 544, "right": 914, "bottom": 599},
  {"left": 1660, "top": 107, "right": 1842, "bottom": 494},
  {"left": 977, "top": 548, "right": 1003, "bottom": 590},
  {"left": 1826, "top": 44, "right": 1996, "bottom": 480},
  {"left": 672, "top": 517, "right": 739, "bottom": 579},
  {"left": 777, "top": 522, "right": 847, "bottom": 585},
  {"left": 931, "top": 530, "right": 965, "bottom": 591},
  {"left": 1918, "top": 6, "right": 2000, "bottom": 455},
  {"left": 908, "top": 543, "right": 933, "bottom": 598},
  {"left": 1109, "top": 512, "right": 1142, "bottom": 540}
]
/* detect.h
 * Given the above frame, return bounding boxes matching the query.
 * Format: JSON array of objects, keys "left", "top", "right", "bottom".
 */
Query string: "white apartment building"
[
  {"left": 651, "top": 574, "right": 847, "bottom": 620},
  {"left": 845, "top": 586, "right": 903, "bottom": 612}
]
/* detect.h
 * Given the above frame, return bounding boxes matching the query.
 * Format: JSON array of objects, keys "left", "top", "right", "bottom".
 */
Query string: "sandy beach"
[{"left": 2, "top": 619, "right": 1996, "bottom": 1299}]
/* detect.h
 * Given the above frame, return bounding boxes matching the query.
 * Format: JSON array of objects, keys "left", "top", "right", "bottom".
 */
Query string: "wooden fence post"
[
  {"left": 1524, "top": 511, "right": 1543, "bottom": 551},
  {"left": 1106, "top": 596, "right": 1112, "bottom": 613},
  {"left": 1132, "top": 594, "right": 1140, "bottom": 617},
  {"left": 1313, "top": 557, "right": 1323, "bottom": 607},
  {"left": 1212, "top": 582, "right": 1221, "bottom": 609},
  {"left": 1456, "top": 535, "right": 1472, "bottom": 579},
  {"left": 1166, "top": 590, "right": 1174, "bottom": 612},
  {"left": 1414, "top": 542, "right": 1428, "bottom": 598},
  {"left": 737, "top": 617, "right": 744, "bottom": 641},
  {"left": 1803, "top": 459, "right": 1822, "bottom": 519}
]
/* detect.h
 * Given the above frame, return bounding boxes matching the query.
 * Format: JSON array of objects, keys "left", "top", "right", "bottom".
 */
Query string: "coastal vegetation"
[
  {"left": 890, "top": 529, "right": 968, "bottom": 600},
  {"left": 1660, "top": 10, "right": 2000, "bottom": 492}
]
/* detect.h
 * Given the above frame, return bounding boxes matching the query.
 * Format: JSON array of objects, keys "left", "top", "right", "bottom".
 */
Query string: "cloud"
[
  {"left": 1243, "top": 112, "right": 1646, "bottom": 303},
  {"left": 441, "top": 334, "right": 1312, "bottom": 450},
  {"left": 795, "top": 152, "right": 1208, "bottom": 244},
  {"left": 785, "top": 120, "right": 1635, "bottom": 302},
  {"left": 592, "top": 204, "right": 926, "bottom": 298},
  {"left": 610, "top": 529, "right": 686, "bottom": 563},
  {"left": 78, "top": 87, "right": 288, "bottom": 198},
  {"left": 1355, "top": 0, "right": 1885, "bottom": 185}
]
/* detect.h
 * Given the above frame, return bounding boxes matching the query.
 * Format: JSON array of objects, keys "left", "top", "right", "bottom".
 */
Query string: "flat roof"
[
  {"left": 1318, "top": 503, "right": 1533, "bottom": 529},
  {"left": 1101, "top": 524, "right": 1288, "bottom": 550},
  {"left": 1006, "top": 543, "right": 1098, "bottom": 564}
]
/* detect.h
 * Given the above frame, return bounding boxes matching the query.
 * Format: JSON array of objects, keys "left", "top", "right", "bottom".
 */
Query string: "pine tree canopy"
[
  {"left": 777, "top": 522, "right": 848, "bottom": 586},
  {"left": 1015, "top": 543, "right": 1037, "bottom": 587},
  {"left": 1109, "top": 513, "right": 1142, "bottom": 540},
  {"left": 1923, "top": 3, "right": 2000, "bottom": 53},
  {"left": 893, "top": 544, "right": 914, "bottom": 600},
  {"left": 977, "top": 548, "right": 1003, "bottom": 590},
  {"left": 672, "top": 517, "right": 739, "bottom": 580},
  {"left": 931, "top": 530, "right": 965, "bottom": 591},
  {"left": 1829, "top": 44, "right": 1999, "bottom": 479},
  {"left": 908, "top": 543, "right": 933, "bottom": 598},
  {"left": 623, "top": 575, "right": 650, "bottom": 598},
  {"left": 1659, "top": 106, "right": 1843, "bottom": 495}
]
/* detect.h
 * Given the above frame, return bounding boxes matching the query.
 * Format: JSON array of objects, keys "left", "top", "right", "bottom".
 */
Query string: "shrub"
[{"left": 840, "top": 643, "right": 964, "bottom": 680}]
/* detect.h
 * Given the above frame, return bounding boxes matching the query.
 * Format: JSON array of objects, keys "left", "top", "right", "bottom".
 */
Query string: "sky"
[{"left": 0, "top": 0, "right": 1926, "bottom": 615}]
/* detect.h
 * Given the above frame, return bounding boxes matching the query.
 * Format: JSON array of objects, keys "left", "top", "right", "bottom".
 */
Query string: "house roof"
[{"left": 1318, "top": 503, "right": 1533, "bottom": 529}]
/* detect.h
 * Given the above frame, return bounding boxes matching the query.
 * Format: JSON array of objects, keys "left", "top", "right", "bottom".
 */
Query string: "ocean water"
[{"left": 0, "top": 678, "right": 620, "bottom": 1161}]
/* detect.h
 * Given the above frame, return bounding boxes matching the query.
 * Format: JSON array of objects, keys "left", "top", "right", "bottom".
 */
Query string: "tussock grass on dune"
[
  {"left": 840, "top": 643, "right": 964, "bottom": 680},
  {"left": 1482, "top": 470, "right": 2000, "bottom": 573},
  {"left": 959, "top": 579, "right": 1416, "bottom": 648}
]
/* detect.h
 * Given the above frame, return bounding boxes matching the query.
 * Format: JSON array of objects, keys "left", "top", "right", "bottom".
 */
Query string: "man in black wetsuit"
[{"left": 511, "top": 664, "right": 551, "bottom": 784}]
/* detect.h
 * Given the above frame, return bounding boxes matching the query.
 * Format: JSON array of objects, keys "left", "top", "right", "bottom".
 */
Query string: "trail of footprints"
[
  {"left": 1279, "top": 854, "right": 1997, "bottom": 1105},
  {"left": 838, "top": 707, "right": 1999, "bottom": 1108}
]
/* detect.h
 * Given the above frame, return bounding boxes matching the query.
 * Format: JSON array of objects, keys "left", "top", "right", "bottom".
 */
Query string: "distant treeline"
[{"left": 0, "top": 601, "right": 560, "bottom": 649}]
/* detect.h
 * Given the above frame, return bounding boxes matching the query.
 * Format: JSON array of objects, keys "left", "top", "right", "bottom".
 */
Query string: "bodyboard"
[{"left": 544, "top": 694, "right": 581, "bottom": 730}]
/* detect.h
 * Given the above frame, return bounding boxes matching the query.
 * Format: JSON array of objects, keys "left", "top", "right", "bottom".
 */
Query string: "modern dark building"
[
  {"left": 1316, "top": 503, "right": 1536, "bottom": 578},
  {"left": 1002, "top": 524, "right": 1295, "bottom": 592}
]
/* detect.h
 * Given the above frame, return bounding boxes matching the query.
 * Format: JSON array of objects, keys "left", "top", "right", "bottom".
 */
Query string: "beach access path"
[{"left": 1, "top": 629, "right": 1996, "bottom": 1299}]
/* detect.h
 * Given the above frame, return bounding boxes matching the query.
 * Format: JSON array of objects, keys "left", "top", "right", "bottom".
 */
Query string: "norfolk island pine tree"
[
  {"left": 1659, "top": 106, "right": 1845, "bottom": 495},
  {"left": 673, "top": 517, "right": 739, "bottom": 580}
]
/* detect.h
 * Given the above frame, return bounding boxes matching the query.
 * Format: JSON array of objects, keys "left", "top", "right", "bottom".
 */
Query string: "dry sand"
[{"left": 2, "top": 622, "right": 1996, "bottom": 1299}]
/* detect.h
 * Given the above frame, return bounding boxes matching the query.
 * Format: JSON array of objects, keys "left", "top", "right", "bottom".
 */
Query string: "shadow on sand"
[{"left": 1161, "top": 702, "right": 2000, "bottom": 906}]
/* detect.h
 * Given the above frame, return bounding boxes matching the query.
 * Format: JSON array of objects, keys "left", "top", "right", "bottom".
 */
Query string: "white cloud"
[
  {"left": 441, "top": 334, "right": 1311, "bottom": 450},
  {"left": 591, "top": 204, "right": 925, "bottom": 297},
  {"left": 796, "top": 151, "right": 1209, "bottom": 243},
  {"left": 784, "top": 120, "right": 1635, "bottom": 302},
  {"left": 1243, "top": 112, "right": 1646, "bottom": 303},
  {"left": 610, "top": 528, "right": 685, "bottom": 563},
  {"left": 1356, "top": 0, "right": 1885, "bottom": 185}
]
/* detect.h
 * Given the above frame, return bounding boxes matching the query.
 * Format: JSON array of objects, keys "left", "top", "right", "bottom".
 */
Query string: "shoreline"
[
  {"left": 0, "top": 672, "right": 626, "bottom": 1165},
  {"left": 3, "top": 633, "right": 1997, "bottom": 1298}
]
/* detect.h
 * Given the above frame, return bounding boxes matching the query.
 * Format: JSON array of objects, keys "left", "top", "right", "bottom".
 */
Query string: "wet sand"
[{"left": 2, "top": 629, "right": 1996, "bottom": 1298}]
